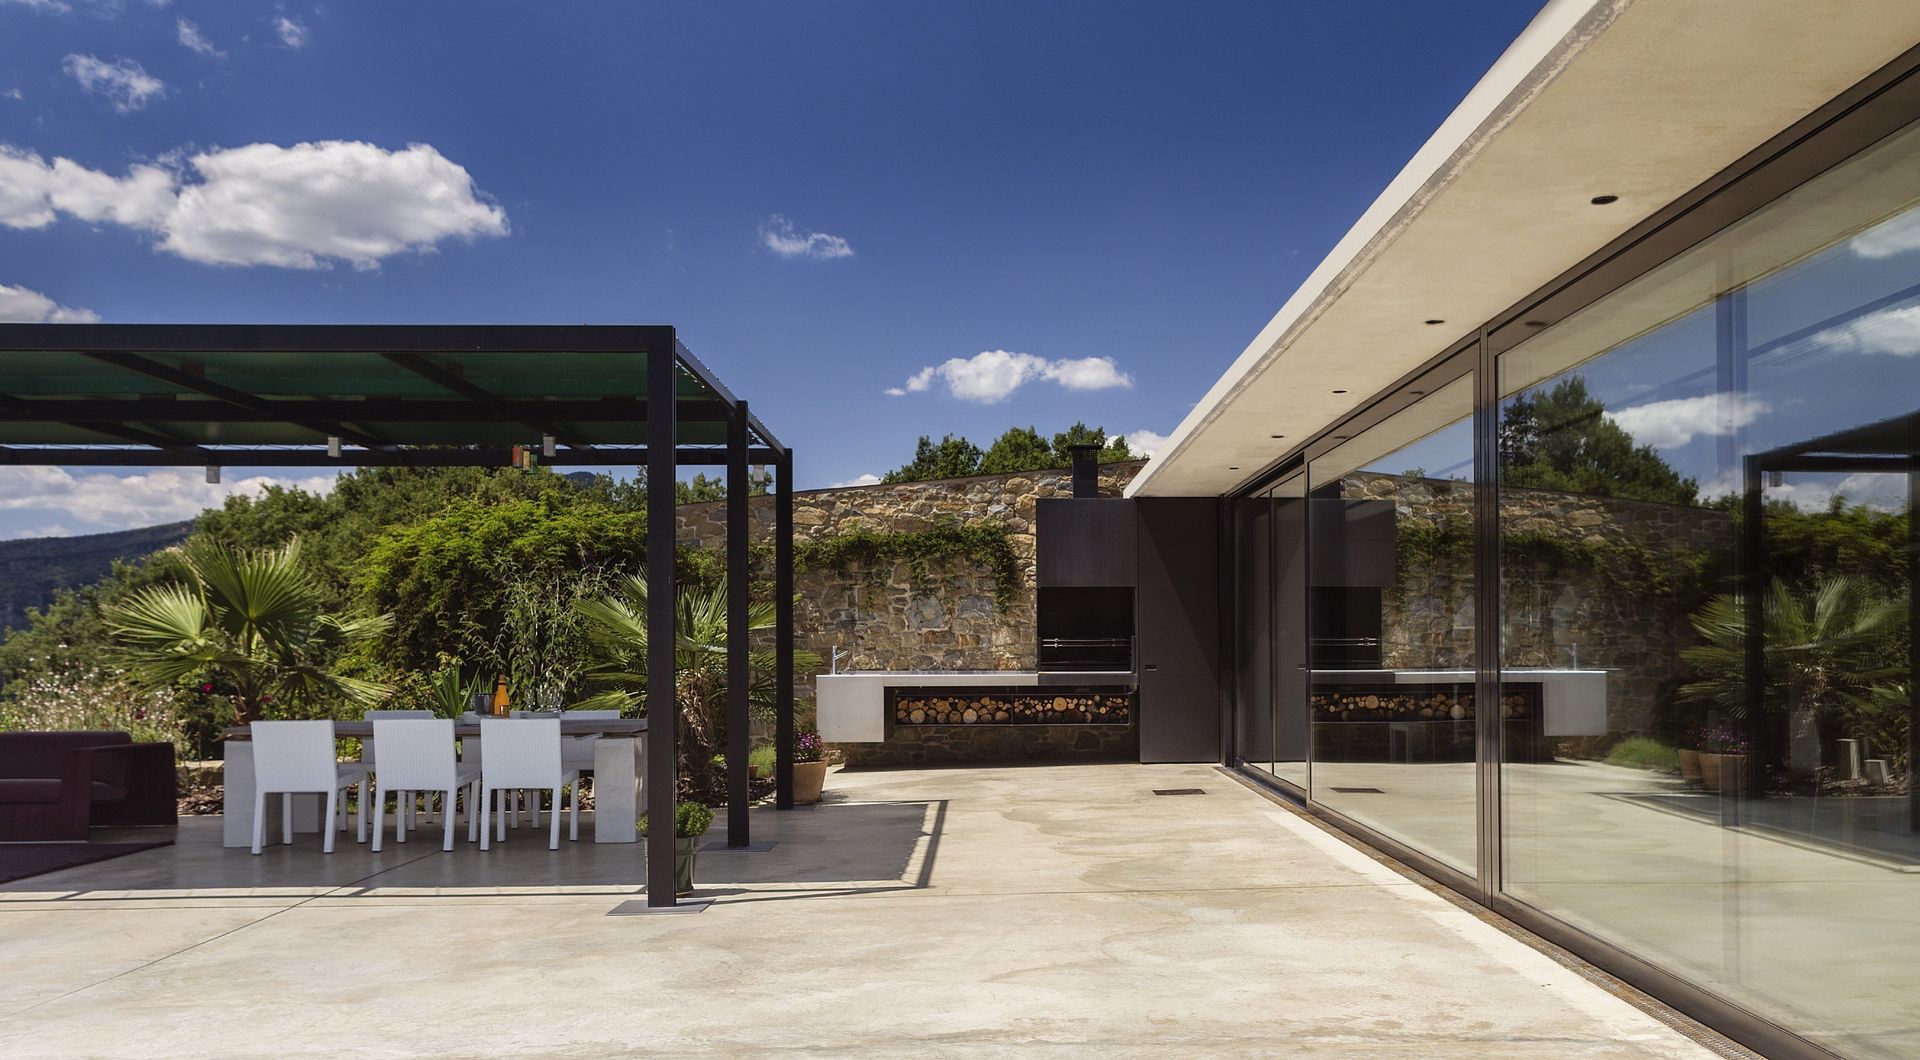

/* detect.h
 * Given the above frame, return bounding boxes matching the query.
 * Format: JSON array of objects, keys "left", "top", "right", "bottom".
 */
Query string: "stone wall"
[
  {"left": 675, "top": 463, "right": 1146, "bottom": 736},
  {"left": 1341, "top": 472, "right": 1734, "bottom": 740}
]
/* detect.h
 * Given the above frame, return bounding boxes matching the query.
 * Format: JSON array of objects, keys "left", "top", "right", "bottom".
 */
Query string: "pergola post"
[
  {"left": 644, "top": 343, "right": 679, "bottom": 906},
  {"left": 775, "top": 449, "right": 795, "bottom": 809},
  {"left": 725, "top": 403, "right": 751, "bottom": 847}
]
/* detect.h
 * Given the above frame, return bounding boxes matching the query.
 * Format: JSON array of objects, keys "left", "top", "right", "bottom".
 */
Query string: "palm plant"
[
  {"left": 103, "top": 538, "right": 391, "bottom": 726},
  {"left": 574, "top": 574, "right": 818, "bottom": 791},
  {"left": 1680, "top": 575, "right": 1907, "bottom": 730}
]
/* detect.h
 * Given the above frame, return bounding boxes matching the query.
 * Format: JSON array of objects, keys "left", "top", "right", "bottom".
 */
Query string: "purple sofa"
[{"left": 0, "top": 732, "right": 177, "bottom": 841}]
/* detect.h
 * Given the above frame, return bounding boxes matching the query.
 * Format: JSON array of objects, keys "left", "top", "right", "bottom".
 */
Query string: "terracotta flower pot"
[
  {"left": 1699, "top": 752, "right": 1748, "bottom": 794},
  {"left": 793, "top": 760, "right": 828, "bottom": 804},
  {"left": 1678, "top": 748, "right": 1703, "bottom": 784}
]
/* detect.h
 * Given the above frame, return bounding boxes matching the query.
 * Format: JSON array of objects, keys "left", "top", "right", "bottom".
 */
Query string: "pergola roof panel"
[{"left": 0, "top": 325, "right": 778, "bottom": 459}]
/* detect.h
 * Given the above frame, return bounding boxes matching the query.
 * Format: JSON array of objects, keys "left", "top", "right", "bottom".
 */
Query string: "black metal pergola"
[
  {"left": 0, "top": 323, "right": 797, "bottom": 909},
  {"left": 1746, "top": 411, "right": 1920, "bottom": 831}
]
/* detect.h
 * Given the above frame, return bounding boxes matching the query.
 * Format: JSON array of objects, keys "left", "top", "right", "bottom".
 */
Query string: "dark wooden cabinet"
[
  {"left": 1036, "top": 498, "right": 1136, "bottom": 587},
  {"left": 1134, "top": 498, "right": 1222, "bottom": 763}
]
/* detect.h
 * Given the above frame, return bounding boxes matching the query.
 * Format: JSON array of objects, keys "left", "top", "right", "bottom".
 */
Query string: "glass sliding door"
[
  {"left": 1233, "top": 489, "right": 1276, "bottom": 773},
  {"left": 1309, "top": 375, "right": 1478, "bottom": 873},
  {"left": 1496, "top": 116, "right": 1920, "bottom": 1058},
  {"left": 1271, "top": 474, "right": 1309, "bottom": 788}
]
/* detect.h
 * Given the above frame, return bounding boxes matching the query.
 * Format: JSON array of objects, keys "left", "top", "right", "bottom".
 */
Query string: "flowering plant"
[
  {"left": 794, "top": 727, "right": 825, "bottom": 763},
  {"left": 1697, "top": 723, "right": 1749, "bottom": 755}
]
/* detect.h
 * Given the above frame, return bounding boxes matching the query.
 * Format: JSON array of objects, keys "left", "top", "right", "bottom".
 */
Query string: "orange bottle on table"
[{"left": 491, "top": 677, "right": 510, "bottom": 716}]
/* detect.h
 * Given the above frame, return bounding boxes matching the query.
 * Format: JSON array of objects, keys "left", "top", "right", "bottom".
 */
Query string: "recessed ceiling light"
[
  {"left": 1409, "top": 390, "right": 1425, "bottom": 396},
  {"left": 1424, "top": 319, "right": 1445, "bottom": 325},
  {"left": 1332, "top": 389, "right": 1347, "bottom": 395},
  {"left": 1590, "top": 194, "right": 1619, "bottom": 205},
  {"left": 1270, "top": 433, "right": 1285, "bottom": 439},
  {"left": 1331, "top": 434, "right": 1348, "bottom": 440},
  {"left": 1228, "top": 466, "right": 1240, "bottom": 471},
  {"left": 1524, "top": 320, "right": 1549, "bottom": 328}
]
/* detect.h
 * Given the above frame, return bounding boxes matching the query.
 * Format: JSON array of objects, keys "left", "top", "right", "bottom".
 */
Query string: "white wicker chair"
[
  {"left": 369, "top": 719, "right": 479, "bottom": 852},
  {"left": 477, "top": 718, "right": 579, "bottom": 851},
  {"left": 358, "top": 709, "right": 437, "bottom": 831},
  {"left": 249, "top": 720, "right": 365, "bottom": 855}
]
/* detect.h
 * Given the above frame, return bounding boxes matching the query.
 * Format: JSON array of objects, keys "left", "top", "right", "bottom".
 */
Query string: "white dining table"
[{"left": 218, "top": 717, "right": 649, "bottom": 848}]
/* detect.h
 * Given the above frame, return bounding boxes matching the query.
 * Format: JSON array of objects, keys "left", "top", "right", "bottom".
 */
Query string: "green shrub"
[
  {"left": 1605, "top": 736, "right": 1680, "bottom": 772},
  {"left": 748, "top": 744, "right": 777, "bottom": 774},
  {"left": 638, "top": 801, "right": 716, "bottom": 838}
]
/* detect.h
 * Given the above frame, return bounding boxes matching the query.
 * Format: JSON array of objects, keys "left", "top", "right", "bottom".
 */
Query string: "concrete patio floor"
[{"left": 0, "top": 762, "right": 1722, "bottom": 1058}]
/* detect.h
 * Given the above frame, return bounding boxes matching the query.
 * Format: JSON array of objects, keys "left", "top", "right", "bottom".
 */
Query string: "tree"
[
  {"left": 1499, "top": 377, "right": 1699, "bottom": 506},
  {"left": 103, "top": 538, "right": 390, "bottom": 725},
  {"left": 573, "top": 574, "right": 820, "bottom": 801},
  {"left": 980, "top": 426, "right": 1053, "bottom": 475},
  {"left": 1680, "top": 576, "right": 1907, "bottom": 739},
  {"left": 354, "top": 495, "right": 647, "bottom": 672},
  {"left": 882, "top": 434, "right": 985, "bottom": 483},
  {"left": 1051, "top": 421, "right": 1133, "bottom": 465}
]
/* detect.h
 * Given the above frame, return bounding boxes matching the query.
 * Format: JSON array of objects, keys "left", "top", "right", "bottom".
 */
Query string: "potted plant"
[
  {"left": 1696, "top": 723, "right": 1750, "bottom": 794},
  {"left": 748, "top": 744, "right": 776, "bottom": 782},
  {"left": 1677, "top": 738, "right": 1703, "bottom": 786},
  {"left": 793, "top": 726, "right": 828, "bottom": 804},
  {"left": 638, "top": 801, "right": 715, "bottom": 895}
]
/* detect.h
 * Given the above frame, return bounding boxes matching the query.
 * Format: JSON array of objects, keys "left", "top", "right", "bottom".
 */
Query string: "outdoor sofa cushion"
[{"left": 0, "top": 732, "right": 176, "bottom": 841}]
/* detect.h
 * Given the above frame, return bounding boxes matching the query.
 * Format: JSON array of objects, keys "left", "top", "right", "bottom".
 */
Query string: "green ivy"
[
  {"left": 795, "top": 524, "right": 1022, "bottom": 612},
  {"left": 1392, "top": 514, "right": 1720, "bottom": 606}
]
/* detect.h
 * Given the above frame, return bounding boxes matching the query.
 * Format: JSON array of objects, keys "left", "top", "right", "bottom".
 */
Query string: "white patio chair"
[
  {"left": 369, "top": 719, "right": 480, "bottom": 852},
  {"left": 477, "top": 718, "right": 579, "bottom": 851},
  {"left": 249, "top": 720, "right": 365, "bottom": 855},
  {"left": 358, "top": 709, "right": 437, "bottom": 831},
  {"left": 507, "top": 709, "right": 615, "bottom": 825}
]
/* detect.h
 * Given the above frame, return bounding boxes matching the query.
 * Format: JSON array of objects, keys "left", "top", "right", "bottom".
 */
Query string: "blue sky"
[{"left": 0, "top": 0, "right": 1547, "bottom": 537}]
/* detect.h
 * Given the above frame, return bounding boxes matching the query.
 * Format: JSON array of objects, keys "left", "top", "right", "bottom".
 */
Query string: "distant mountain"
[{"left": 0, "top": 522, "right": 194, "bottom": 630}]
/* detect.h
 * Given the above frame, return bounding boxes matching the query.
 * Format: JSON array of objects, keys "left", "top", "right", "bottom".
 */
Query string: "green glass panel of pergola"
[{"left": 0, "top": 349, "right": 721, "bottom": 404}]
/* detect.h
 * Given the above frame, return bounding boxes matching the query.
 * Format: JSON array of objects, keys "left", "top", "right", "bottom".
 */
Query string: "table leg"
[{"left": 593, "top": 736, "right": 641, "bottom": 844}]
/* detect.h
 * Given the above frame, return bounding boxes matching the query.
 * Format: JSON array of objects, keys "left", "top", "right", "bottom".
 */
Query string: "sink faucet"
[{"left": 831, "top": 645, "right": 852, "bottom": 674}]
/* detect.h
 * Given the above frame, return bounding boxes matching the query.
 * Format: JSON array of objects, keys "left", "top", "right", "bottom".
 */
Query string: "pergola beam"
[
  {"left": 381, "top": 352, "right": 599, "bottom": 454},
  {"left": 0, "top": 398, "right": 732, "bottom": 424},
  {"left": 0, "top": 446, "right": 782, "bottom": 467},
  {"left": 78, "top": 351, "right": 395, "bottom": 450}
]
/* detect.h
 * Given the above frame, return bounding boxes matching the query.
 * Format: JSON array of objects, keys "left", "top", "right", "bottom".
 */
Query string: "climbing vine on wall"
[{"left": 795, "top": 524, "right": 1022, "bottom": 612}]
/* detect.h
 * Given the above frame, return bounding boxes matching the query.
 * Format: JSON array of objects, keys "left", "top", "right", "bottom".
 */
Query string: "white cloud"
[
  {"left": 892, "top": 350, "right": 1133, "bottom": 403},
  {"left": 62, "top": 55, "right": 166, "bottom": 114},
  {"left": 829, "top": 473, "right": 882, "bottom": 488},
  {"left": 1116, "top": 429, "right": 1168, "bottom": 458},
  {"left": 1, "top": 0, "right": 73, "bottom": 13},
  {"left": 1805, "top": 303, "right": 1920, "bottom": 358},
  {"left": 882, "top": 386, "right": 906, "bottom": 397},
  {"left": 760, "top": 215, "right": 852, "bottom": 260},
  {"left": 10, "top": 524, "right": 72, "bottom": 540},
  {"left": 0, "top": 468, "right": 337, "bottom": 532},
  {"left": 274, "top": 15, "right": 309, "bottom": 49},
  {"left": 0, "top": 140, "right": 508, "bottom": 269},
  {"left": 176, "top": 18, "right": 225, "bottom": 58},
  {"left": 0, "top": 282, "right": 99, "bottom": 323},
  {"left": 2, "top": 89, "right": 22, "bottom": 102},
  {"left": 1851, "top": 210, "right": 1920, "bottom": 259},
  {"left": 1604, "top": 394, "right": 1767, "bottom": 449},
  {"left": 1699, "top": 468, "right": 1907, "bottom": 513}
]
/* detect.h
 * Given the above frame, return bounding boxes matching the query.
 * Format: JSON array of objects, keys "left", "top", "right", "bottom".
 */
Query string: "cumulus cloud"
[
  {"left": 0, "top": 140, "right": 508, "bottom": 269},
  {"left": 890, "top": 350, "right": 1133, "bottom": 403},
  {"left": 176, "top": 18, "right": 224, "bottom": 58},
  {"left": 3, "top": 89, "right": 23, "bottom": 102},
  {"left": 1117, "top": 429, "right": 1169, "bottom": 458},
  {"left": 0, "top": 468, "right": 337, "bottom": 532},
  {"left": 274, "top": 15, "right": 309, "bottom": 49},
  {"left": 0, "top": 282, "right": 98, "bottom": 323},
  {"left": 63, "top": 55, "right": 165, "bottom": 114},
  {"left": 10, "top": 524, "right": 73, "bottom": 540},
  {"left": 760, "top": 215, "right": 852, "bottom": 260},
  {"left": 1805, "top": 303, "right": 1920, "bottom": 359},
  {"left": 1, "top": 0, "right": 73, "bottom": 13},
  {"left": 1604, "top": 394, "right": 1767, "bottom": 450},
  {"left": 830, "top": 473, "right": 882, "bottom": 488},
  {"left": 1852, "top": 210, "right": 1920, "bottom": 259}
]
